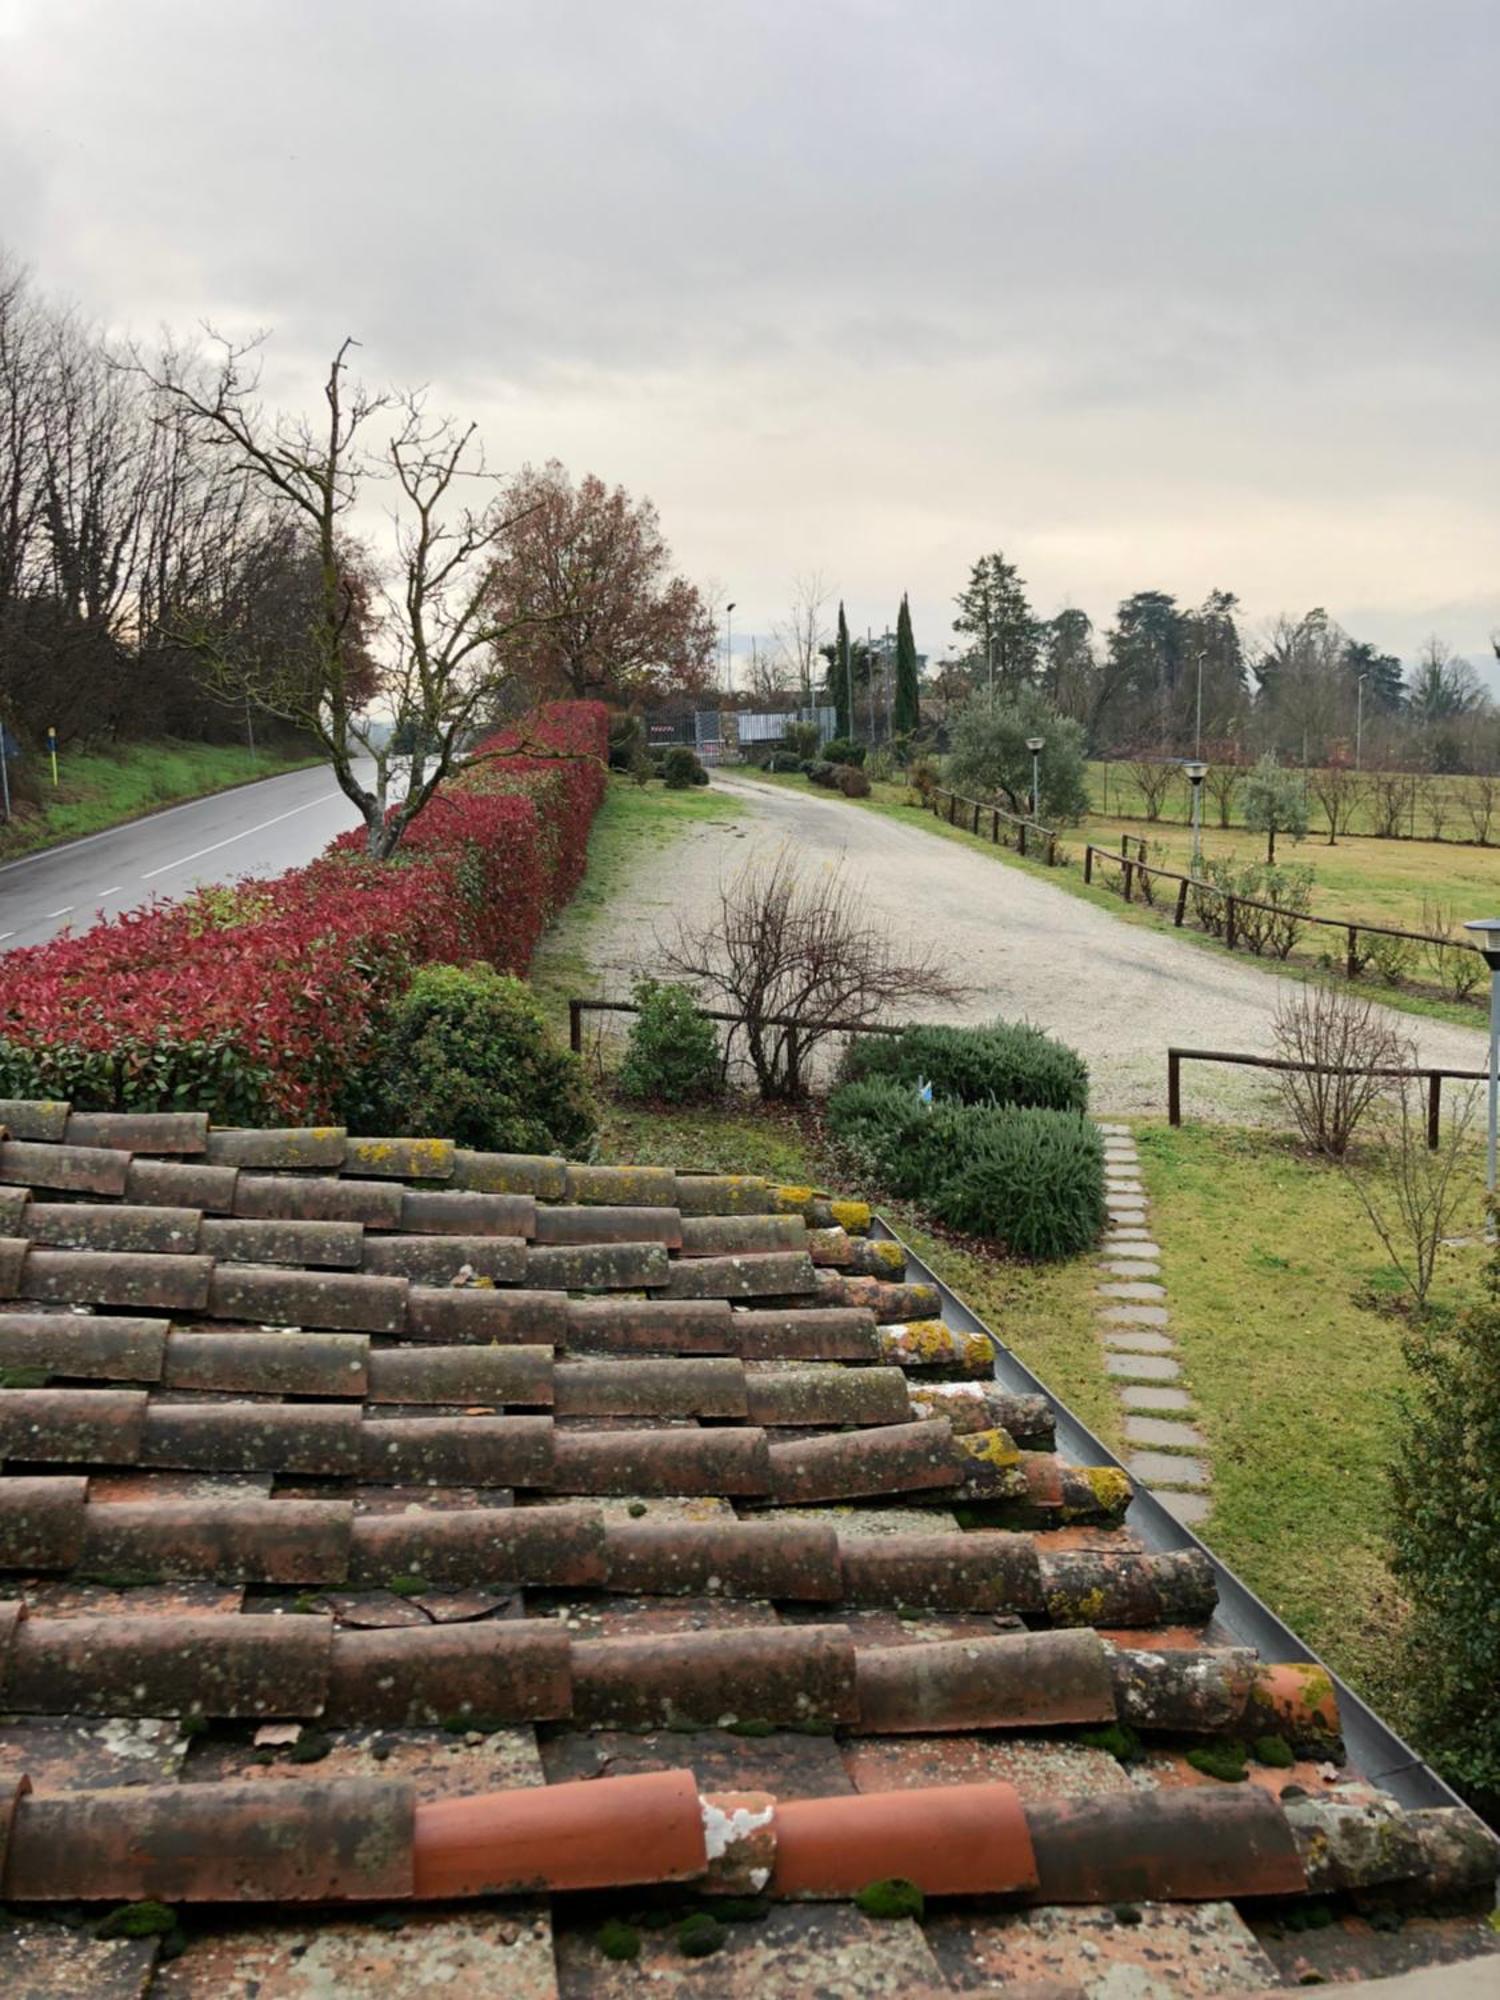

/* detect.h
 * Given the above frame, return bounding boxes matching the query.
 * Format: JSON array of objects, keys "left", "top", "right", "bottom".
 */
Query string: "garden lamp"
[
  {"left": 1184, "top": 759, "right": 1208, "bottom": 878},
  {"left": 1463, "top": 917, "right": 1500, "bottom": 1208},
  {"left": 1026, "top": 736, "right": 1045, "bottom": 819}
]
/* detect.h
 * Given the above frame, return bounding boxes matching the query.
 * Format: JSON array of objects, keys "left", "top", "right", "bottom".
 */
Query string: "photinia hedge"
[{"left": 0, "top": 702, "right": 608, "bottom": 1122}]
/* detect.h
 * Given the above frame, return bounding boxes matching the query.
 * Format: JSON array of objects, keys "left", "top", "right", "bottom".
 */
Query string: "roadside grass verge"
[
  {"left": 732, "top": 766, "right": 1485, "bottom": 1032},
  {"left": 0, "top": 739, "right": 319, "bottom": 862},
  {"left": 529, "top": 774, "right": 744, "bottom": 1026},
  {"left": 1134, "top": 1116, "right": 1488, "bottom": 1734}
]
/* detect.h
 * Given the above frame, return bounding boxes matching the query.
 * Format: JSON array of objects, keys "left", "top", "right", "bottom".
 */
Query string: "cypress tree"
[
  {"left": 833, "top": 601, "right": 852, "bottom": 739},
  {"left": 894, "top": 593, "right": 920, "bottom": 734}
]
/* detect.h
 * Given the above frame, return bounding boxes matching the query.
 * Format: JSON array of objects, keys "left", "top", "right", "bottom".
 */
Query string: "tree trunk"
[{"left": 1267, "top": 826, "right": 1276, "bottom": 864}]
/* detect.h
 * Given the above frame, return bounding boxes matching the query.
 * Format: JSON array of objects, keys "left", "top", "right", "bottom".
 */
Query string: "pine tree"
[
  {"left": 952, "top": 552, "right": 1040, "bottom": 696},
  {"left": 893, "top": 593, "right": 920, "bottom": 734}
]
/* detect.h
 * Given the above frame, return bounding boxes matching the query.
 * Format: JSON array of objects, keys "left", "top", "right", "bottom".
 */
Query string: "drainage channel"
[{"left": 874, "top": 1213, "right": 1471, "bottom": 1818}]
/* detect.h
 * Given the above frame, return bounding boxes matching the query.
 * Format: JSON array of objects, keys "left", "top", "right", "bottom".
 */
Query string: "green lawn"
[
  {"left": 0, "top": 738, "right": 319, "bottom": 862},
  {"left": 1087, "top": 757, "right": 1498, "bottom": 844},
  {"left": 1134, "top": 1118, "right": 1488, "bottom": 1734}
]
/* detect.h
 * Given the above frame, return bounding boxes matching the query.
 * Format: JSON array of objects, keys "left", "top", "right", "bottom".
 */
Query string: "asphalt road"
[{"left": 0, "top": 761, "right": 380, "bottom": 954}]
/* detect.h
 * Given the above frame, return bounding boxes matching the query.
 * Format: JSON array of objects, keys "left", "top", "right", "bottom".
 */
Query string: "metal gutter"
[{"left": 875, "top": 1215, "right": 1471, "bottom": 1816}]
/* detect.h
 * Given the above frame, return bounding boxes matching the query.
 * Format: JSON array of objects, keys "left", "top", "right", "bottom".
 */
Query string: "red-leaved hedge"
[{"left": 0, "top": 702, "right": 608, "bottom": 1122}]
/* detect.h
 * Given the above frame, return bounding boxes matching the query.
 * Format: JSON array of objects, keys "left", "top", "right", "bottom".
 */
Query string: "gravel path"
[{"left": 577, "top": 774, "right": 1489, "bottom": 1119}]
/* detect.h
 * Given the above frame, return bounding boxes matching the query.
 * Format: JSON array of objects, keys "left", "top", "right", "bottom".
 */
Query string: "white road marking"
[
  {"left": 140, "top": 795, "right": 338, "bottom": 880},
  {"left": 45, "top": 905, "right": 74, "bottom": 919},
  {"left": 97, "top": 885, "right": 122, "bottom": 899},
  {"left": 0, "top": 931, "right": 14, "bottom": 942}
]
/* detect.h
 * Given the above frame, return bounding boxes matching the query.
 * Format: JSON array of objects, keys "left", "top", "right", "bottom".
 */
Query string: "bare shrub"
[
  {"left": 1307, "top": 764, "right": 1366, "bottom": 845},
  {"left": 1368, "top": 769, "right": 1416, "bottom": 840},
  {"left": 1338, "top": 1080, "right": 1479, "bottom": 1308},
  {"left": 1273, "top": 984, "right": 1412, "bottom": 1157},
  {"left": 1203, "top": 753, "right": 1245, "bottom": 830},
  {"left": 660, "top": 849, "right": 966, "bottom": 1101},
  {"left": 1462, "top": 771, "right": 1497, "bottom": 846},
  {"left": 1421, "top": 897, "right": 1486, "bottom": 1004},
  {"left": 1128, "top": 760, "right": 1176, "bottom": 822},
  {"left": 1418, "top": 777, "right": 1450, "bottom": 843}
]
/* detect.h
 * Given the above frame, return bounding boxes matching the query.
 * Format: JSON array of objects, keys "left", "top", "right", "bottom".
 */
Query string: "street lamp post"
[
  {"left": 1184, "top": 759, "right": 1208, "bottom": 876},
  {"left": 1026, "top": 736, "right": 1045, "bottom": 819},
  {"left": 987, "top": 634, "right": 996, "bottom": 700},
  {"left": 1356, "top": 673, "right": 1367, "bottom": 772},
  {"left": 1464, "top": 919, "right": 1500, "bottom": 1214},
  {"left": 724, "top": 603, "right": 736, "bottom": 702}
]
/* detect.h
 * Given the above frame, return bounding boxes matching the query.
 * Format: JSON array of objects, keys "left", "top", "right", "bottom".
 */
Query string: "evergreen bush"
[
  {"left": 929, "top": 1108, "right": 1105, "bottom": 1258},
  {"left": 837, "top": 766, "right": 872, "bottom": 797},
  {"left": 807, "top": 761, "right": 839, "bottom": 788},
  {"left": 841, "top": 1019, "right": 1088, "bottom": 1113},
  {"left": 822, "top": 738, "right": 866, "bottom": 767},
  {"left": 662, "top": 745, "right": 709, "bottom": 789},
  {"left": 350, "top": 964, "right": 595, "bottom": 1154},
  {"left": 617, "top": 979, "right": 721, "bottom": 1102}
]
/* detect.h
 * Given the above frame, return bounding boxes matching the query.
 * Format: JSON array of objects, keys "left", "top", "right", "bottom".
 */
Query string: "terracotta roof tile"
[
  {"left": 0, "top": 1098, "right": 70, "bottom": 1143},
  {"left": 0, "top": 1102, "right": 1488, "bottom": 1984},
  {"left": 63, "top": 1110, "right": 208, "bottom": 1155}
]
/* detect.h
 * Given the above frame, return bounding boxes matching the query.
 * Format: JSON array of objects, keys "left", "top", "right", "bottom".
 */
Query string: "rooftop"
[{"left": 0, "top": 1096, "right": 1495, "bottom": 1996}]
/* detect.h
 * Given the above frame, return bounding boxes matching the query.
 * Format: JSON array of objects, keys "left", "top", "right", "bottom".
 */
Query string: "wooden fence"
[
  {"left": 1166, "top": 1045, "right": 1487, "bottom": 1147},
  {"left": 568, "top": 996, "right": 907, "bottom": 1056},
  {"left": 1085, "top": 838, "right": 1477, "bottom": 982},
  {"left": 927, "top": 786, "right": 1061, "bottom": 866}
]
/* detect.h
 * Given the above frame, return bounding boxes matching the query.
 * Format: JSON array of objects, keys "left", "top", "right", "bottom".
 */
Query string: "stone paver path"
[{"left": 1095, "top": 1124, "right": 1211, "bottom": 1528}]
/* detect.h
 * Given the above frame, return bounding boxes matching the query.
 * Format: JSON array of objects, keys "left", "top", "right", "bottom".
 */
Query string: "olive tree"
[
  {"left": 1243, "top": 755, "right": 1309, "bottom": 863},
  {"left": 944, "top": 691, "right": 1090, "bottom": 824}
]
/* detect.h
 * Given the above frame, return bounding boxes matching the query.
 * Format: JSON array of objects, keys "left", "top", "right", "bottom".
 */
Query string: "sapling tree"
[{"left": 1243, "top": 755, "right": 1309, "bottom": 863}]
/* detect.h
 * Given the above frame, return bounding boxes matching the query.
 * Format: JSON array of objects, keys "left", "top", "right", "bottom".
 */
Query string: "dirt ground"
[{"left": 574, "top": 773, "right": 1490, "bottom": 1120}]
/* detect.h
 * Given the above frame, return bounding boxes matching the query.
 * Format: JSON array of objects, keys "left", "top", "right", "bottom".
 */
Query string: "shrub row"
[
  {"left": 826, "top": 1018, "right": 1101, "bottom": 1259},
  {"left": 841, "top": 1019, "right": 1089, "bottom": 1114},
  {"left": 0, "top": 702, "right": 609, "bottom": 1123}
]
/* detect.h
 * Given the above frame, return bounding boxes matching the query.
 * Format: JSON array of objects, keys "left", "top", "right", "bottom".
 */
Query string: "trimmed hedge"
[
  {"left": 841, "top": 1020, "right": 1088, "bottom": 1114},
  {"left": 0, "top": 702, "right": 608, "bottom": 1122}
]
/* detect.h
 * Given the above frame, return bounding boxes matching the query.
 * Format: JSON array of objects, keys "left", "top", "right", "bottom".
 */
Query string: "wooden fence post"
[
  {"left": 1046, "top": 834, "right": 1057, "bottom": 867},
  {"left": 1019, "top": 821, "right": 1028, "bottom": 858},
  {"left": 1084, "top": 845, "right": 1094, "bottom": 884},
  {"left": 1225, "top": 897, "right": 1237, "bottom": 951},
  {"left": 1427, "top": 1073, "right": 1442, "bottom": 1151},
  {"left": 991, "top": 808, "right": 999, "bottom": 844},
  {"left": 1174, "top": 878, "right": 1189, "bottom": 927},
  {"left": 948, "top": 791, "right": 957, "bottom": 825},
  {"left": 972, "top": 800, "right": 981, "bottom": 835},
  {"left": 1347, "top": 926, "right": 1358, "bottom": 981},
  {"left": 1122, "top": 859, "right": 1134, "bottom": 902},
  {"left": 1168, "top": 1050, "right": 1182, "bottom": 1127},
  {"left": 569, "top": 999, "right": 584, "bottom": 1054}
]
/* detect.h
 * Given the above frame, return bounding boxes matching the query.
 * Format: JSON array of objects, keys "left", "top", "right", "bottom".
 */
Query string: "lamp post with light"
[
  {"left": 1026, "top": 736, "right": 1045, "bottom": 819},
  {"left": 1184, "top": 759, "right": 1208, "bottom": 876},
  {"left": 724, "top": 603, "right": 736, "bottom": 701},
  {"left": 1464, "top": 919, "right": 1500, "bottom": 1209},
  {"left": 1356, "top": 672, "right": 1367, "bottom": 772}
]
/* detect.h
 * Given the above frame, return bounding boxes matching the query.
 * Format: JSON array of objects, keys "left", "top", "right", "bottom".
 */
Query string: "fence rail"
[
  {"left": 1085, "top": 840, "right": 1476, "bottom": 979},
  {"left": 1166, "top": 1045, "right": 1487, "bottom": 1148},
  {"left": 568, "top": 996, "right": 908, "bottom": 1056},
  {"left": 927, "top": 786, "right": 1061, "bottom": 865}
]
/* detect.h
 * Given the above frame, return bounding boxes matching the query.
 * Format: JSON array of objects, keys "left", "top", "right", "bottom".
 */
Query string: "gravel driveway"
[{"left": 576, "top": 774, "right": 1490, "bottom": 1119}]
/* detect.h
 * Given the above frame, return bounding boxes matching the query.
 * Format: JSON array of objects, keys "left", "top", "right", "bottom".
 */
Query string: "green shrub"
[
  {"left": 928, "top": 1109, "right": 1105, "bottom": 1259},
  {"left": 824, "top": 1077, "right": 966, "bottom": 1197},
  {"left": 837, "top": 766, "right": 872, "bottom": 798},
  {"left": 807, "top": 761, "right": 838, "bottom": 788},
  {"left": 617, "top": 979, "right": 721, "bottom": 1102},
  {"left": 822, "top": 738, "right": 865, "bottom": 767},
  {"left": 662, "top": 745, "right": 708, "bottom": 789},
  {"left": 766, "top": 752, "right": 803, "bottom": 773},
  {"left": 782, "top": 721, "right": 819, "bottom": 760},
  {"left": 842, "top": 1020, "right": 1089, "bottom": 1114},
  {"left": 349, "top": 964, "right": 595, "bottom": 1154},
  {"left": 1389, "top": 1238, "right": 1500, "bottom": 1799}
]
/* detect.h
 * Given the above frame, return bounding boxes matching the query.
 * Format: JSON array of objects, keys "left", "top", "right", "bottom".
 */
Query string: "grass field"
[
  {"left": 1134, "top": 1118, "right": 1488, "bottom": 1738},
  {"left": 0, "top": 738, "right": 318, "bottom": 862},
  {"left": 1087, "top": 757, "right": 1499, "bottom": 845}
]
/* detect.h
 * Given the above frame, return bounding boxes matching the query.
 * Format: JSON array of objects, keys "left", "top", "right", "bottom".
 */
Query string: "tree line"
[{"left": 0, "top": 253, "right": 717, "bottom": 833}]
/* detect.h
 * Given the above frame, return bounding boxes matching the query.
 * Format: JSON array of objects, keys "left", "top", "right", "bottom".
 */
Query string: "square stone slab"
[
  {"left": 1105, "top": 1351, "right": 1180, "bottom": 1381},
  {"left": 1119, "top": 1383, "right": 1194, "bottom": 1412},
  {"left": 1125, "top": 1415, "right": 1205, "bottom": 1449},
  {"left": 1129, "top": 1449, "right": 1210, "bottom": 1488},
  {"left": 1099, "top": 1259, "right": 1161, "bottom": 1280},
  {"left": 1100, "top": 1240, "right": 1160, "bottom": 1260},
  {"left": 1097, "top": 1281, "right": 1167, "bottom": 1302},
  {"left": 1103, "top": 1330, "right": 1175, "bottom": 1354},
  {"left": 1101, "top": 1303, "right": 1169, "bottom": 1326},
  {"left": 1156, "top": 1488, "right": 1213, "bottom": 1528}
]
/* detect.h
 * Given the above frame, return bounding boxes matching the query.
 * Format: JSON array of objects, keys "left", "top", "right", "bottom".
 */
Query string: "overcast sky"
[{"left": 3, "top": 0, "right": 1496, "bottom": 680}]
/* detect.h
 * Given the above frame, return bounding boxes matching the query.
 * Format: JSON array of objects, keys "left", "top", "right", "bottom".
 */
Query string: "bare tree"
[
  {"left": 142, "top": 335, "right": 541, "bottom": 858},
  {"left": 1338, "top": 1080, "right": 1480, "bottom": 1308},
  {"left": 1127, "top": 758, "right": 1177, "bottom": 822},
  {"left": 1463, "top": 770, "right": 1498, "bottom": 846},
  {"left": 1202, "top": 745, "right": 1245, "bottom": 829},
  {"left": 659, "top": 848, "right": 965, "bottom": 1100},
  {"left": 1307, "top": 761, "right": 1367, "bottom": 845},
  {"left": 1272, "top": 983, "right": 1411, "bottom": 1157},
  {"left": 771, "top": 571, "right": 831, "bottom": 707},
  {"left": 743, "top": 635, "right": 793, "bottom": 704}
]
